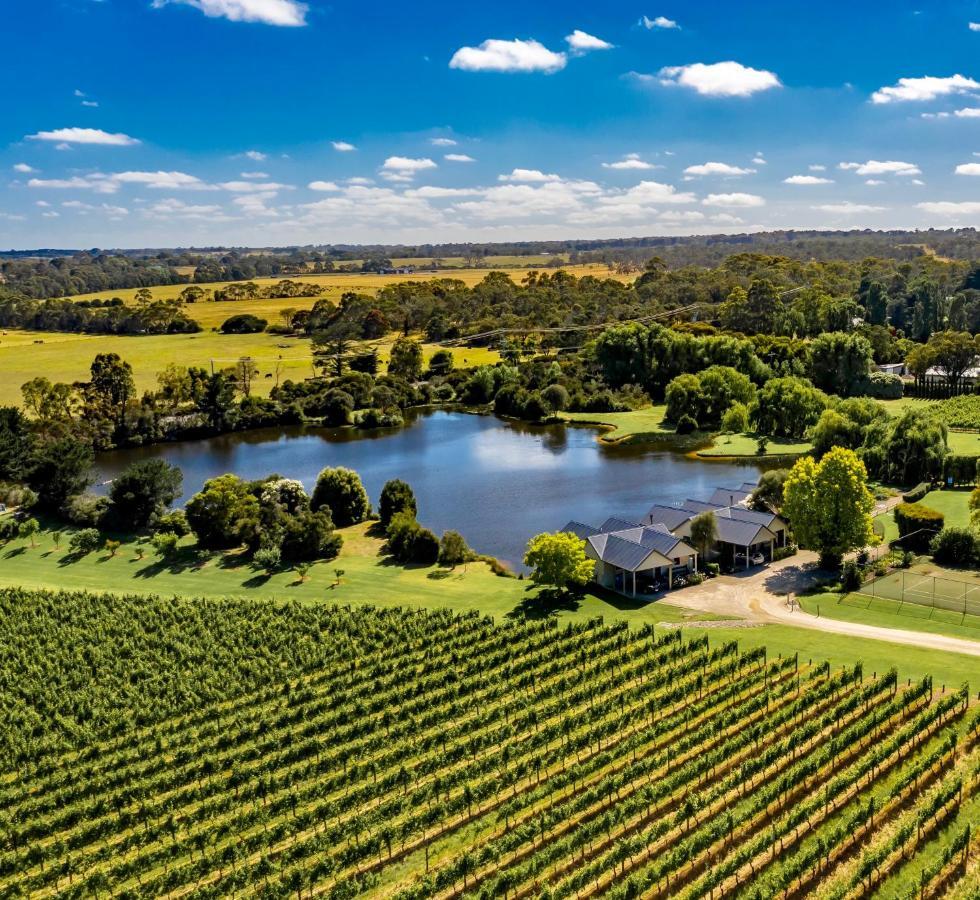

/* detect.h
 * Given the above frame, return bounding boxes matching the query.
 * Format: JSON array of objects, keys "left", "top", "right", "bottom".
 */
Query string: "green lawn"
[
  {"left": 3, "top": 520, "right": 978, "bottom": 690},
  {"left": 798, "top": 590, "right": 980, "bottom": 643},
  {"left": 875, "top": 487, "right": 973, "bottom": 544},
  {"left": 695, "top": 432, "right": 812, "bottom": 458}
]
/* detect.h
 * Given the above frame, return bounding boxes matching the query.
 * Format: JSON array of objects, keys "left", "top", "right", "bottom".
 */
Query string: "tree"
[
  {"left": 220, "top": 314, "right": 267, "bottom": 334},
  {"left": 439, "top": 530, "right": 471, "bottom": 569},
  {"left": 185, "top": 474, "right": 260, "bottom": 549},
  {"left": 782, "top": 447, "right": 876, "bottom": 568},
  {"left": 107, "top": 459, "right": 183, "bottom": 530},
  {"left": 809, "top": 409, "right": 863, "bottom": 457},
  {"left": 0, "top": 407, "right": 36, "bottom": 481},
  {"left": 752, "top": 377, "right": 829, "bottom": 439},
  {"left": 862, "top": 408, "right": 948, "bottom": 485},
  {"left": 318, "top": 389, "right": 355, "bottom": 426},
  {"left": 523, "top": 532, "right": 594, "bottom": 593},
  {"left": 68, "top": 528, "right": 101, "bottom": 555},
  {"left": 151, "top": 531, "right": 179, "bottom": 558},
  {"left": 88, "top": 352, "right": 135, "bottom": 427},
  {"left": 388, "top": 338, "right": 424, "bottom": 380},
  {"left": 688, "top": 512, "right": 718, "bottom": 565},
  {"left": 921, "top": 331, "right": 978, "bottom": 395},
  {"left": 720, "top": 402, "right": 749, "bottom": 434},
  {"left": 17, "top": 517, "right": 39, "bottom": 548},
  {"left": 426, "top": 349, "right": 455, "bottom": 377},
  {"left": 310, "top": 467, "right": 370, "bottom": 527},
  {"left": 197, "top": 372, "right": 238, "bottom": 431},
  {"left": 312, "top": 316, "right": 361, "bottom": 377},
  {"left": 386, "top": 511, "right": 439, "bottom": 563},
  {"left": 808, "top": 333, "right": 873, "bottom": 397},
  {"left": 27, "top": 436, "right": 94, "bottom": 511},
  {"left": 378, "top": 479, "right": 417, "bottom": 528},
  {"left": 750, "top": 469, "right": 789, "bottom": 512}
]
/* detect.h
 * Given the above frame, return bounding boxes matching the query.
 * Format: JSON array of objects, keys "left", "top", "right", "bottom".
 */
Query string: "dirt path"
[{"left": 666, "top": 554, "right": 980, "bottom": 658}]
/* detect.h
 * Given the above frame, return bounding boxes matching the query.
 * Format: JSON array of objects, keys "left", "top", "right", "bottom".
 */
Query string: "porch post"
[
  {"left": 668, "top": 566, "right": 673, "bottom": 589},
  {"left": 632, "top": 570, "right": 636, "bottom": 597},
  {"left": 745, "top": 545, "right": 750, "bottom": 570}
]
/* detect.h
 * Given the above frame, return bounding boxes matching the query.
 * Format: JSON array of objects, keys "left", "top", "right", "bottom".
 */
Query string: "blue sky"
[{"left": 2, "top": 0, "right": 980, "bottom": 248}]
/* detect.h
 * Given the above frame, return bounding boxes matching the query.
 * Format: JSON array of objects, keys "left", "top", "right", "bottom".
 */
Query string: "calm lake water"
[{"left": 96, "top": 410, "right": 765, "bottom": 569}]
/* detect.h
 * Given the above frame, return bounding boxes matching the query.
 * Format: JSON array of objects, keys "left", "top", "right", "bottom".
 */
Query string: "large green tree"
[
  {"left": 782, "top": 447, "right": 876, "bottom": 568},
  {"left": 523, "top": 532, "right": 594, "bottom": 593},
  {"left": 311, "top": 467, "right": 371, "bottom": 527},
  {"left": 107, "top": 459, "right": 183, "bottom": 530}
]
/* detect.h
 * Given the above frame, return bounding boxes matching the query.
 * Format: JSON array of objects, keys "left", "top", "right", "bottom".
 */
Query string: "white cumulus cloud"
[
  {"left": 430, "top": 138, "right": 457, "bottom": 146},
  {"left": 969, "top": 23, "right": 980, "bottom": 31},
  {"left": 602, "top": 153, "right": 654, "bottom": 170},
  {"left": 839, "top": 159, "right": 921, "bottom": 176},
  {"left": 498, "top": 168, "right": 562, "bottom": 183},
  {"left": 784, "top": 174, "right": 834, "bottom": 184},
  {"left": 449, "top": 38, "right": 566, "bottom": 73},
  {"left": 150, "top": 0, "right": 307, "bottom": 26},
  {"left": 565, "top": 30, "right": 613, "bottom": 52},
  {"left": 702, "top": 192, "right": 765, "bottom": 207},
  {"left": 27, "top": 127, "right": 140, "bottom": 146},
  {"left": 641, "top": 15, "right": 679, "bottom": 29},
  {"left": 13, "top": 163, "right": 37, "bottom": 173},
  {"left": 954, "top": 107, "right": 980, "bottom": 117},
  {"left": 871, "top": 74, "right": 980, "bottom": 103},
  {"left": 444, "top": 153, "right": 475, "bottom": 162},
  {"left": 331, "top": 141, "right": 356, "bottom": 152},
  {"left": 955, "top": 163, "right": 980, "bottom": 175},
  {"left": 308, "top": 180, "right": 340, "bottom": 191},
  {"left": 657, "top": 61, "right": 781, "bottom": 97},
  {"left": 683, "top": 161, "right": 754, "bottom": 177}
]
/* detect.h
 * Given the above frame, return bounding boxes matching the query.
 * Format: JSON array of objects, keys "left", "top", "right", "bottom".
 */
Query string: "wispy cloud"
[
  {"left": 784, "top": 174, "right": 834, "bottom": 184},
  {"left": 331, "top": 141, "right": 356, "bottom": 152},
  {"left": 565, "top": 30, "right": 613, "bottom": 53},
  {"left": 640, "top": 15, "right": 679, "bottom": 29},
  {"left": 498, "top": 168, "right": 561, "bottom": 183},
  {"left": 839, "top": 159, "right": 920, "bottom": 176},
  {"left": 702, "top": 192, "right": 765, "bottom": 207},
  {"left": 683, "top": 161, "right": 755, "bottom": 177},
  {"left": 13, "top": 163, "right": 37, "bottom": 174},
  {"left": 602, "top": 153, "right": 655, "bottom": 170},
  {"left": 444, "top": 153, "right": 475, "bottom": 162},
  {"left": 813, "top": 202, "right": 885, "bottom": 214},
  {"left": 917, "top": 200, "right": 980, "bottom": 215},
  {"left": 430, "top": 138, "right": 457, "bottom": 146}
]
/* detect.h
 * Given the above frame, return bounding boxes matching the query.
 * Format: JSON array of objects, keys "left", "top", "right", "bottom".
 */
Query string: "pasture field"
[
  {"left": 0, "top": 329, "right": 500, "bottom": 406},
  {"left": 57, "top": 262, "right": 623, "bottom": 310},
  {"left": 2, "top": 592, "right": 978, "bottom": 898}
]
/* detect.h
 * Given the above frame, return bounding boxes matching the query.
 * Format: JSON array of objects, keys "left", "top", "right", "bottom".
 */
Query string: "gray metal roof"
[
  {"left": 610, "top": 525, "right": 684, "bottom": 557},
  {"left": 681, "top": 499, "right": 726, "bottom": 514},
  {"left": 599, "top": 516, "right": 644, "bottom": 533},
  {"left": 708, "top": 487, "right": 753, "bottom": 507},
  {"left": 561, "top": 521, "right": 600, "bottom": 540},
  {"left": 644, "top": 504, "right": 696, "bottom": 531},
  {"left": 712, "top": 517, "right": 775, "bottom": 547},
  {"left": 588, "top": 533, "right": 655, "bottom": 571}
]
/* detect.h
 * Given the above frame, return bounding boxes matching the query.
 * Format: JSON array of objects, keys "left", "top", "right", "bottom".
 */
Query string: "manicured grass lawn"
[
  {"left": 914, "top": 488, "right": 973, "bottom": 527},
  {"left": 696, "top": 432, "right": 812, "bottom": 458},
  {"left": 0, "top": 329, "right": 499, "bottom": 407},
  {"left": 683, "top": 621, "right": 980, "bottom": 690},
  {"left": 798, "top": 590, "right": 980, "bottom": 643},
  {"left": 947, "top": 429, "right": 980, "bottom": 454},
  {"left": 0, "top": 521, "right": 705, "bottom": 625}
]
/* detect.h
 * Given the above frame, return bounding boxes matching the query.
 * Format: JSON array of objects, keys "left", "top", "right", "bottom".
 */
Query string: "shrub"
[
  {"left": 254, "top": 546, "right": 281, "bottom": 573},
  {"left": 61, "top": 492, "right": 109, "bottom": 528},
  {"left": 929, "top": 527, "right": 978, "bottom": 566},
  {"left": 0, "top": 520, "right": 17, "bottom": 542},
  {"left": 386, "top": 511, "right": 438, "bottom": 564},
  {"left": 150, "top": 531, "right": 179, "bottom": 558},
  {"left": 68, "top": 528, "right": 101, "bottom": 555},
  {"left": 772, "top": 544, "right": 798, "bottom": 562},
  {"left": 720, "top": 402, "right": 750, "bottom": 434},
  {"left": 280, "top": 509, "right": 342, "bottom": 561},
  {"left": 705, "top": 562, "right": 720, "bottom": 577},
  {"left": 220, "top": 314, "right": 267, "bottom": 334},
  {"left": 311, "top": 467, "right": 370, "bottom": 527},
  {"left": 675, "top": 414, "right": 698, "bottom": 434},
  {"left": 902, "top": 482, "right": 930, "bottom": 503},
  {"left": 106, "top": 459, "right": 183, "bottom": 531},
  {"left": 354, "top": 408, "right": 404, "bottom": 429},
  {"left": 185, "top": 474, "right": 260, "bottom": 549},
  {"left": 685, "top": 572, "right": 706, "bottom": 586},
  {"left": 541, "top": 384, "right": 570, "bottom": 412},
  {"left": 944, "top": 455, "right": 978, "bottom": 487},
  {"left": 438, "top": 530, "right": 471, "bottom": 568},
  {"left": 893, "top": 502, "right": 945, "bottom": 552},
  {"left": 841, "top": 560, "right": 863, "bottom": 591},
  {"left": 154, "top": 510, "right": 189, "bottom": 536}
]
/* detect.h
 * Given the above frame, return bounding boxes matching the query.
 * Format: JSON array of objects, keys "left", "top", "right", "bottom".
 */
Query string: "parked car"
[{"left": 734, "top": 551, "right": 767, "bottom": 567}]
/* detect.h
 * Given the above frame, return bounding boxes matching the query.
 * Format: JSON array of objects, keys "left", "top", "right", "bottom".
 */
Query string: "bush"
[
  {"left": 150, "top": 531, "right": 179, "bottom": 558},
  {"left": 254, "top": 546, "right": 281, "bottom": 573},
  {"left": 220, "top": 314, "right": 267, "bottom": 334},
  {"left": 944, "top": 455, "right": 978, "bottom": 487},
  {"left": 902, "top": 482, "right": 930, "bottom": 503},
  {"left": 68, "top": 528, "right": 101, "bottom": 555},
  {"left": 720, "top": 402, "right": 750, "bottom": 434},
  {"left": 61, "top": 492, "right": 109, "bottom": 528},
  {"left": 386, "top": 511, "right": 439, "bottom": 564},
  {"left": 772, "top": 544, "right": 798, "bottom": 562},
  {"left": 705, "top": 562, "right": 720, "bottom": 577},
  {"left": 929, "top": 526, "right": 978, "bottom": 566},
  {"left": 154, "top": 510, "right": 189, "bottom": 536},
  {"left": 106, "top": 459, "right": 183, "bottom": 531},
  {"left": 675, "top": 414, "right": 698, "bottom": 434},
  {"left": 354, "top": 408, "right": 404, "bottom": 429},
  {"left": 841, "top": 560, "right": 863, "bottom": 591},
  {"left": 857, "top": 371, "right": 903, "bottom": 400},
  {"left": 685, "top": 572, "right": 706, "bottom": 586},
  {"left": 541, "top": 384, "right": 570, "bottom": 412},
  {"left": 438, "top": 530, "right": 471, "bottom": 568},
  {"left": 894, "top": 501, "right": 945, "bottom": 552},
  {"left": 280, "top": 509, "right": 342, "bottom": 562}
]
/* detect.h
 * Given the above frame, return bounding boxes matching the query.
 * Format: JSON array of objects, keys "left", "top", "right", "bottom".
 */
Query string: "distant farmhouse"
[{"left": 564, "top": 481, "right": 788, "bottom": 597}]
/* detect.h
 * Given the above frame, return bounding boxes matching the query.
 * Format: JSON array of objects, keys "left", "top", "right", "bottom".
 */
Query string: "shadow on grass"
[
  {"left": 426, "top": 569, "right": 453, "bottom": 581},
  {"left": 242, "top": 573, "right": 272, "bottom": 588},
  {"left": 365, "top": 521, "right": 388, "bottom": 539},
  {"left": 506, "top": 587, "right": 582, "bottom": 620},
  {"left": 763, "top": 562, "right": 834, "bottom": 597},
  {"left": 133, "top": 547, "right": 212, "bottom": 579},
  {"left": 3, "top": 546, "right": 27, "bottom": 559}
]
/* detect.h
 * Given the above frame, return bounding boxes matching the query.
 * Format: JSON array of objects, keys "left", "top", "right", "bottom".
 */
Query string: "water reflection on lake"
[{"left": 96, "top": 410, "right": 765, "bottom": 569}]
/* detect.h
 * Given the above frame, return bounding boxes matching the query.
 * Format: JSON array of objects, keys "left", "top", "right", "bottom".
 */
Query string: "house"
[
  {"left": 877, "top": 362, "right": 906, "bottom": 377},
  {"left": 562, "top": 519, "right": 698, "bottom": 596},
  {"left": 706, "top": 482, "right": 757, "bottom": 507}
]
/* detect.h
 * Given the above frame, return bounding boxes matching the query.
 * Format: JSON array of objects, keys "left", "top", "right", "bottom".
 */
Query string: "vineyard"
[{"left": 1, "top": 590, "right": 980, "bottom": 898}]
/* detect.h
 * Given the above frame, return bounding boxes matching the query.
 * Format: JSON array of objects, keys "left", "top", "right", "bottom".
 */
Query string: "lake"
[{"left": 95, "top": 410, "right": 766, "bottom": 569}]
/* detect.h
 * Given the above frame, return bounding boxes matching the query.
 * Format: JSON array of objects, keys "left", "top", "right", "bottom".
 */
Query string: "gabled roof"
[
  {"left": 680, "top": 499, "right": 726, "bottom": 515},
  {"left": 714, "top": 506, "right": 784, "bottom": 530},
  {"left": 599, "top": 516, "right": 644, "bottom": 533},
  {"left": 609, "top": 525, "right": 688, "bottom": 558},
  {"left": 712, "top": 517, "right": 775, "bottom": 547},
  {"left": 562, "top": 521, "right": 600, "bottom": 541},
  {"left": 587, "top": 533, "right": 658, "bottom": 571},
  {"left": 708, "top": 486, "right": 753, "bottom": 507},
  {"left": 645, "top": 504, "right": 696, "bottom": 531}
]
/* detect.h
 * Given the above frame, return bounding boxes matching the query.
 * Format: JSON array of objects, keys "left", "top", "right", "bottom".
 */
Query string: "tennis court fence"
[{"left": 856, "top": 569, "right": 980, "bottom": 619}]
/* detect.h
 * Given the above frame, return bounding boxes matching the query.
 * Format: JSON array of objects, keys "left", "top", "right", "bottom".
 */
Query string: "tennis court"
[{"left": 857, "top": 569, "right": 980, "bottom": 618}]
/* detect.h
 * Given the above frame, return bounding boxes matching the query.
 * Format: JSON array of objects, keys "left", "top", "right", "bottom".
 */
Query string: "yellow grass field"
[{"left": 0, "top": 329, "right": 500, "bottom": 406}]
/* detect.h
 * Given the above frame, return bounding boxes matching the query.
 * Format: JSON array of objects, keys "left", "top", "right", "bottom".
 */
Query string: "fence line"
[{"left": 855, "top": 569, "right": 980, "bottom": 621}]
